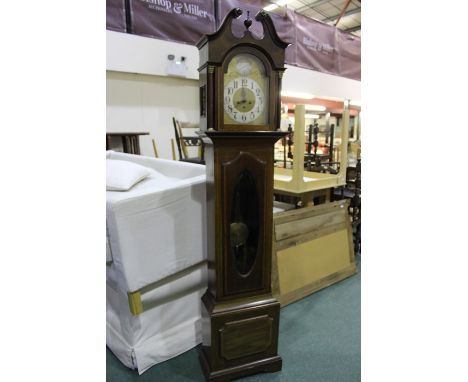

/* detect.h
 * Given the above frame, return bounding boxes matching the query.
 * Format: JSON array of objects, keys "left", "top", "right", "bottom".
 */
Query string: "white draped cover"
[{"left": 106, "top": 151, "right": 207, "bottom": 374}]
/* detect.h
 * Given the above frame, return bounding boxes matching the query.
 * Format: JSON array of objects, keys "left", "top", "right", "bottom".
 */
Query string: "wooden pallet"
[{"left": 272, "top": 200, "right": 357, "bottom": 307}]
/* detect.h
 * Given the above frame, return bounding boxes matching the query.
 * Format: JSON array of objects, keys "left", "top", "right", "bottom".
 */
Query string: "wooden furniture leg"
[
  {"left": 152, "top": 139, "right": 159, "bottom": 158},
  {"left": 171, "top": 139, "right": 176, "bottom": 160}
]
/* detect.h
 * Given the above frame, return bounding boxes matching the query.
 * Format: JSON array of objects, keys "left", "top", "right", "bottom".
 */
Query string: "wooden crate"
[{"left": 272, "top": 200, "right": 357, "bottom": 307}]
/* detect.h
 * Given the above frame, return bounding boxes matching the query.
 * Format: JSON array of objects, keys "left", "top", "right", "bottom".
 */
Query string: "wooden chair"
[
  {"left": 333, "top": 159, "right": 361, "bottom": 253},
  {"left": 172, "top": 117, "right": 205, "bottom": 164}
]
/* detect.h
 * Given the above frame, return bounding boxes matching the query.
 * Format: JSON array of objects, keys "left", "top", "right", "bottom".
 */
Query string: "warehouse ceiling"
[{"left": 267, "top": 0, "right": 361, "bottom": 37}]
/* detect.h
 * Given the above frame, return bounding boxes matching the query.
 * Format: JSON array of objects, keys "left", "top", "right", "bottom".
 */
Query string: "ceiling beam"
[
  {"left": 296, "top": 0, "right": 331, "bottom": 13},
  {"left": 335, "top": 0, "right": 352, "bottom": 26},
  {"left": 322, "top": 7, "right": 361, "bottom": 23}
]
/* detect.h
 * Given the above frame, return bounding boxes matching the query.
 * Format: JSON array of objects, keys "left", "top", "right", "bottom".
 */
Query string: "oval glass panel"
[{"left": 230, "top": 169, "right": 259, "bottom": 276}]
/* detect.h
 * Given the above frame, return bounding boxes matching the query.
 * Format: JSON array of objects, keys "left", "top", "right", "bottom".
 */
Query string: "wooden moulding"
[
  {"left": 272, "top": 200, "right": 356, "bottom": 307},
  {"left": 199, "top": 350, "right": 281, "bottom": 382}
]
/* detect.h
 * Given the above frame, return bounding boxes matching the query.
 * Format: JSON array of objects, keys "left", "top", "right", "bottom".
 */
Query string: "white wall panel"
[
  {"left": 283, "top": 64, "right": 361, "bottom": 102},
  {"left": 106, "top": 30, "right": 360, "bottom": 101},
  {"left": 106, "top": 30, "right": 360, "bottom": 160},
  {"left": 106, "top": 71, "right": 199, "bottom": 159},
  {"left": 107, "top": 30, "right": 200, "bottom": 79}
]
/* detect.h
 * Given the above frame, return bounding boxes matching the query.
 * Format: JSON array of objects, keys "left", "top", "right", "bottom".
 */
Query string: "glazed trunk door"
[{"left": 222, "top": 151, "right": 268, "bottom": 297}]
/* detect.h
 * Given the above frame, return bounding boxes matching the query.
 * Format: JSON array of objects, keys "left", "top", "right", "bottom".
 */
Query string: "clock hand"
[{"left": 235, "top": 97, "right": 247, "bottom": 105}]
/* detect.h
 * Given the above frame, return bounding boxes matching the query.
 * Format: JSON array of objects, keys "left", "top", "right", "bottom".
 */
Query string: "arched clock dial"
[
  {"left": 224, "top": 77, "right": 265, "bottom": 123},
  {"left": 223, "top": 53, "right": 269, "bottom": 125}
]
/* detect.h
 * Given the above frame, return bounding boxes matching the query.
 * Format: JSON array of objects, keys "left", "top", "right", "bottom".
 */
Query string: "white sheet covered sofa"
[{"left": 106, "top": 151, "right": 207, "bottom": 374}]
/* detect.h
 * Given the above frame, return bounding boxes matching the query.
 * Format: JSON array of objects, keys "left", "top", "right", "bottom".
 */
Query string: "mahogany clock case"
[
  {"left": 196, "top": 8, "right": 290, "bottom": 381},
  {"left": 199, "top": 116, "right": 287, "bottom": 382}
]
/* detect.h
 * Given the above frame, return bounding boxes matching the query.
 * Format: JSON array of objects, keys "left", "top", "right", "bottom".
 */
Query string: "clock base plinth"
[
  {"left": 199, "top": 349, "right": 282, "bottom": 382},
  {"left": 199, "top": 291, "right": 282, "bottom": 381}
]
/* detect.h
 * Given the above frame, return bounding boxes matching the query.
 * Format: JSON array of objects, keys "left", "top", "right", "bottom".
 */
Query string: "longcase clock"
[{"left": 196, "top": 8, "right": 289, "bottom": 381}]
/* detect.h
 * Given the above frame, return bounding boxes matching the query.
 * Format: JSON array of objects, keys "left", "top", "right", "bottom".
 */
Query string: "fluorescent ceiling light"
[
  {"left": 281, "top": 91, "right": 314, "bottom": 99},
  {"left": 320, "top": 96, "right": 345, "bottom": 102},
  {"left": 263, "top": 4, "right": 278, "bottom": 11},
  {"left": 305, "top": 104, "right": 326, "bottom": 112},
  {"left": 305, "top": 114, "right": 320, "bottom": 119}
]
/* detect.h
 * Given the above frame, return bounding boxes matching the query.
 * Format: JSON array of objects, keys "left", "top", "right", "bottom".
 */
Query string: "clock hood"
[{"left": 197, "top": 8, "right": 290, "bottom": 71}]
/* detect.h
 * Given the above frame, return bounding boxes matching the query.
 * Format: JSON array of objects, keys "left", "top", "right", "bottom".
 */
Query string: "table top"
[
  {"left": 304, "top": 153, "right": 330, "bottom": 158},
  {"left": 106, "top": 132, "right": 150, "bottom": 136}
]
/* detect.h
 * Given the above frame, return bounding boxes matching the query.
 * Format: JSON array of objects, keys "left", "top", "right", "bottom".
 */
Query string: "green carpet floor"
[{"left": 107, "top": 257, "right": 360, "bottom": 381}]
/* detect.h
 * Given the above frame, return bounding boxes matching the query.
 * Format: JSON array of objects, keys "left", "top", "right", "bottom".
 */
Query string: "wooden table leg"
[{"left": 134, "top": 135, "right": 141, "bottom": 155}]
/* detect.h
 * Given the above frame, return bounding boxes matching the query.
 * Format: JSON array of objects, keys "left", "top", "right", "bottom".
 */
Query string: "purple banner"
[
  {"left": 272, "top": 8, "right": 296, "bottom": 65},
  {"left": 217, "top": 0, "right": 296, "bottom": 63},
  {"left": 217, "top": 0, "right": 270, "bottom": 39},
  {"left": 107, "top": 0, "right": 127, "bottom": 32},
  {"left": 293, "top": 12, "right": 338, "bottom": 77},
  {"left": 105, "top": 0, "right": 361, "bottom": 81},
  {"left": 336, "top": 30, "right": 361, "bottom": 81},
  {"left": 216, "top": 4, "right": 360, "bottom": 81},
  {"left": 130, "top": 0, "right": 216, "bottom": 45}
]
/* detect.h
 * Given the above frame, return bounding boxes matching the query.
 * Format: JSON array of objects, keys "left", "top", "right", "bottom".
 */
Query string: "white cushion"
[{"left": 106, "top": 159, "right": 153, "bottom": 191}]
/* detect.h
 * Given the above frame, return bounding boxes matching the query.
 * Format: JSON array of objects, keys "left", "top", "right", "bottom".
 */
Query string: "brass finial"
[{"left": 244, "top": 11, "right": 252, "bottom": 30}]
